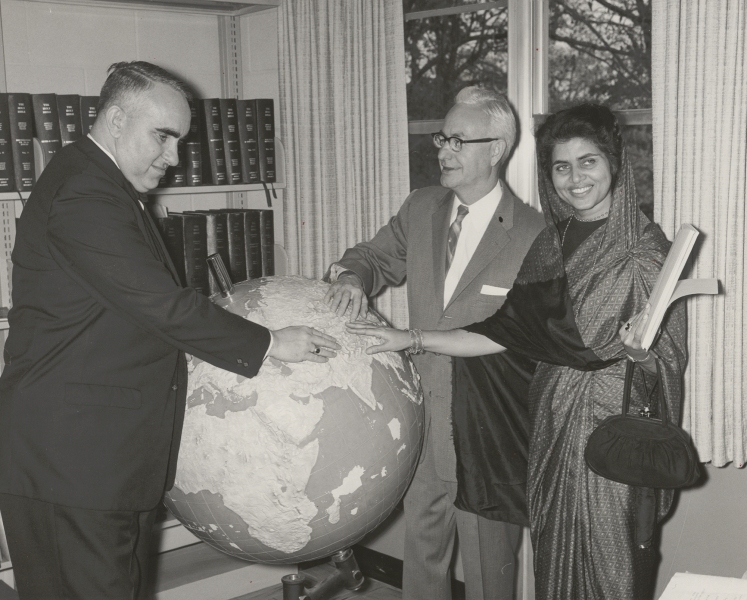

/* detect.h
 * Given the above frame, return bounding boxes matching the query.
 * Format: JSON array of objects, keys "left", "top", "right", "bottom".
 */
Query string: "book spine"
[
  {"left": 156, "top": 215, "right": 187, "bottom": 286},
  {"left": 0, "top": 95, "right": 15, "bottom": 192},
  {"left": 236, "top": 100, "right": 259, "bottom": 183},
  {"left": 253, "top": 99, "right": 276, "bottom": 183},
  {"left": 56, "top": 94, "right": 82, "bottom": 146},
  {"left": 0, "top": 201, "right": 16, "bottom": 308},
  {"left": 200, "top": 99, "right": 227, "bottom": 185},
  {"left": 259, "top": 209, "right": 275, "bottom": 277},
  {"left": 198, "top": 211, "right": 230, "bottom": 294},
  {"left": 219, "top": 99, "right": 242, "bottom": 184},
  {"left": 32, "top": 94, "right": 63, "bottom": 173},
  {"left": 79, "top": 96, "right": 99, "bottom": 135},
  {"left": 8, "top": 93, "right": 36, "bottom": 192},
  {"left": 186, "top": 100, "right": 203, "bottom": 186},
  {"left": 243, "top": 209, "right": 262, "bottom": 279},
  {"left": 177, "top": 213, "right": 210, "bottom": 296},
  {"left": 223, "top": 211, "right": 248, "bottom": 284}
]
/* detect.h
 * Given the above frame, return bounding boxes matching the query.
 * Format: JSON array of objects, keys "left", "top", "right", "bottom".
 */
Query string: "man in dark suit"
[
  {"left": 324, "top": 87, "right": 545, "bottom": 600},
  {"left": 0, "top": 61, "right": 338, "bottom": 599}
]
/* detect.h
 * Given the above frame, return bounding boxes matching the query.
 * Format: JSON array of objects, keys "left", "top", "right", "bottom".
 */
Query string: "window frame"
[{"left": 404, "top": 0, "right": 652, "bottom": 208}]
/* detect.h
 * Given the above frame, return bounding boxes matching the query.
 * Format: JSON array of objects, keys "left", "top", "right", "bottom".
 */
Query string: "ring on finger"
[{"left": 313, "top": 347, "right": 321, "bottom": 355}]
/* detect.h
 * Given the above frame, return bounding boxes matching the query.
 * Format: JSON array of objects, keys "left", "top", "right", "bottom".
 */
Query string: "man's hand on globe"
[
  {"left": 269, "top": 326, "right": 341, "bottom": 363},
  {"left": 324, "top": 274, "right": 368, "bottom": 320}
]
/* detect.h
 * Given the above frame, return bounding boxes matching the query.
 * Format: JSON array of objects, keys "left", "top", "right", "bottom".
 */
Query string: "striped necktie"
[{"left": 446, "top": 204, "right": 469, "bottom": 272}]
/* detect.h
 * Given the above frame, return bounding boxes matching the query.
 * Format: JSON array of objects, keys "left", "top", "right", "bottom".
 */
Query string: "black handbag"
[{"left": 584, "top": 359, "right": 701, "bottom": 489}]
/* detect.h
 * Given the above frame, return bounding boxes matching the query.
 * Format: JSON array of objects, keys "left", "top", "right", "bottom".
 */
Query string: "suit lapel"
[
  {"left": 432, "top": 190, "right": 454, "bottom": 311},
  {"left": 75, "top": 137, "right": 181, "bottom": 286},
  {"left": 446, "top": 187, "right": 516, "bottom": 309},
  {"left": 139, "top": 197, "right": 181, "bottom": 284}
]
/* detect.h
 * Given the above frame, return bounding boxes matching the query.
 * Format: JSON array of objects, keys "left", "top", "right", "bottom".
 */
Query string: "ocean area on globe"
[{"left": 163, "top": 276, "right": 424, "bottom": 564}]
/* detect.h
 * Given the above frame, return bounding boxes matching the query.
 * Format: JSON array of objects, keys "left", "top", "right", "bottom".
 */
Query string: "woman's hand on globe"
[
  {"left": 346, "top": 321, "right": 411, "bottom": 354},
  {"left": 269, "top": 326, "right": 341, "bottom": 363}
]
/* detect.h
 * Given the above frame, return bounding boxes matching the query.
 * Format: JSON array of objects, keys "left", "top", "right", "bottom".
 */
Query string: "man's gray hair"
[
  {"left": 97, "top": 61, "right": 193, "bottom": 115},
  {"left": 454, "top": 86, "right": 516, "bottom": 154}
]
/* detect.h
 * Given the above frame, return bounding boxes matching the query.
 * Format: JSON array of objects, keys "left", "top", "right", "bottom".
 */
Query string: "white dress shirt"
[{"left": 443, "top": 181, "right": 502, "bottom": 308}]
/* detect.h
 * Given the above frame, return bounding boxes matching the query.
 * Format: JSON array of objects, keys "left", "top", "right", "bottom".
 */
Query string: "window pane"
[
  {"left": 622, "top": 124, "right": 653, "bottom": 220},
  {"left": 549, "top": 0, "right": 652, "bottom": 111},
  {"left": 405, "top": 7, "right": 508, "bottom": 121},
  {"left": 409, "top": 134, "right": 442, "bottom": 190}
]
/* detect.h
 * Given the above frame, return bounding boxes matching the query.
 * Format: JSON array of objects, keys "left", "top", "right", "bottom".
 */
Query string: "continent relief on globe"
[{"left": 164, "top": 276, "right": 424, "bottom": 564}]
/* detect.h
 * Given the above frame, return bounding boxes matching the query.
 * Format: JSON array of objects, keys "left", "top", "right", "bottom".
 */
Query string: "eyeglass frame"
[{"left": 432, "top": 131, "right": 502, "bottom": 153}]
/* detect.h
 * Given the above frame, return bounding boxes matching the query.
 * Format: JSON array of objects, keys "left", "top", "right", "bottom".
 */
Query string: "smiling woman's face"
[{"left": 551, "top": 137, "right": 613, "bottom": 220}]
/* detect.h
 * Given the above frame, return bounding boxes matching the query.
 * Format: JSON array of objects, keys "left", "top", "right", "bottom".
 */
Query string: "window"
[
  {"left": 404, "top": 1, "right": 509, "bottom": 190},
  {"left": 549, "top": 0, "right": 653, "bottom": 217},
  {"left": 403, "top": 0, "right": 653, "bottom": 217}
]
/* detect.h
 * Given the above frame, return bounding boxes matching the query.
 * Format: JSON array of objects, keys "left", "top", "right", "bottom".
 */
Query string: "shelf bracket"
[{"left": 218, "top": 14, "right": 245, "bottom": 208}]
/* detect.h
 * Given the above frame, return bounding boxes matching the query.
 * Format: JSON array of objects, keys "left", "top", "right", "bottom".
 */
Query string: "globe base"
[{"left": 281, "top": 548, "right": 364, "bottom": 600}]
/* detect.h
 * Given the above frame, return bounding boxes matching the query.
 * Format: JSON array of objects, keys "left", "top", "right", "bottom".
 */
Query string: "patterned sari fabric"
[{"left": 463, "top": 150, "right": 688, "bottom": 599}]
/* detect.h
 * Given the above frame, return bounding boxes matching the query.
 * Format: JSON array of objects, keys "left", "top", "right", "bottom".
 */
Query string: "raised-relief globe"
[{"left": 164, "top": 276, "right": 423, "bottom": 564}]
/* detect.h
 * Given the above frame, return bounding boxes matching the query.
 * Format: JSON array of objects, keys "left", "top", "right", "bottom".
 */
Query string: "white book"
[
  {"left": 659, "top": 572, "right": 747, "bottom": 599},
  {"left": 641, "top": 224, "right": 700, "bottom": 350}
]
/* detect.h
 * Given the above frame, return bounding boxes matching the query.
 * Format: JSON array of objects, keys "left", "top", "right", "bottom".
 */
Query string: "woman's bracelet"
[
  {"left": 627, "top": 349, "right": 655, "bottom": 364},
  {"left": 405, "top": 328, "right": 425, "bottom": 355}
]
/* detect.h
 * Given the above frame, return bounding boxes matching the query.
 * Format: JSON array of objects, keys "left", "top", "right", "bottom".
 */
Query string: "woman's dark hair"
[
  {"left": 535, "top": 104, "right": 624, "bottom": 186},
  {"left": 98, "top": 61, "right": 193, "bottom": 115}
]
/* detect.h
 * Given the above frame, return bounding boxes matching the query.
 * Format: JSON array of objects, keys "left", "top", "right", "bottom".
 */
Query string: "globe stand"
[{"left": 281, "top": 548, "right": 365, "bottom": 600}]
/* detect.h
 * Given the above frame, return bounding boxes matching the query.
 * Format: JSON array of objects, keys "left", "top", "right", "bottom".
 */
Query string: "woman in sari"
[{"left": 347, "top": 104, "right": 688, "bottom": 598}]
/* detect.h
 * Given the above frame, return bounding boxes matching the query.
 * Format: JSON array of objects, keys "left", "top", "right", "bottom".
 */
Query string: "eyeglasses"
[{"left": 432, "top": 132, "right": 502, "bottom": 153}]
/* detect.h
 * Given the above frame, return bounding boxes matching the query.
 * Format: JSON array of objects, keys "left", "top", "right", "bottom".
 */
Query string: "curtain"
[
  {"left": 652, "top": 0, "right": 747, "bottom": 467},
  {"left": 278, "top": 0, "right": 411, "bottom": 328}
]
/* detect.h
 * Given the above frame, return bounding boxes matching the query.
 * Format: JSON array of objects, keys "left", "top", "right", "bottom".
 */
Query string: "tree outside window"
[
  {"left": 549, "top": 0, "right": 653, "bottom": 217},
  {"left": 404, "top": 0, "right": 653, "bottom": 216},
  {"left": 405, "top": 1, "right": 508, "bottom": 190}
]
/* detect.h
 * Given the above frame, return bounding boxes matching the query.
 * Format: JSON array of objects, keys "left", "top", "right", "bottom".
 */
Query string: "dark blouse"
[{"left": 558, "top": 216, "right": 607, "bottom": 260}]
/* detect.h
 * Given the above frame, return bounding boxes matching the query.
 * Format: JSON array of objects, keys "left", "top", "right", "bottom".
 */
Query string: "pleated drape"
[
  {"left": 652, "top": 0, "right": 747, "bottom": 467},
  {"left": 278, "top": 0, "right": 411, "bottom": 327}
]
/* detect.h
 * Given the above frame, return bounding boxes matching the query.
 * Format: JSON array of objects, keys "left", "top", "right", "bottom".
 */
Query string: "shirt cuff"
[
  {"left": 263, "top": 331, "right": 274, "bottom": 361},
  {"left": 327, "top": 264, "right": 363, "bottom": 287}
]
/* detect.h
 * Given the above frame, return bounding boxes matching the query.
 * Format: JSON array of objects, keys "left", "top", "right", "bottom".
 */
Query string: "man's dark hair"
[
  {"left": 535, "top": 104, "right": 624, "bottom": 187},
  {"left": 97, "top": 61, "right": 193, "bottom": 115}
]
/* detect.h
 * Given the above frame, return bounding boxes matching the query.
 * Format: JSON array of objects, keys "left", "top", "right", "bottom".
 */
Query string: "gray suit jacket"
[{"left": 338, "top": 184, "right": 545, "bottom": 481}]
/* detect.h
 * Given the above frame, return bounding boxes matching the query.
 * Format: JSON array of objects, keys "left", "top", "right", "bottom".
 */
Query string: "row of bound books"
[
  {"left": 0, "top": 93, "right": 98, "bottom": 192},
  {"left": 162, "top": 98, "right": 276, "bottom": 188},
  {"left": 0, "top": 93, "right": 276, "bottom": 194},
  {"left": 157, "top": 208, "right": 275, "bottom": 297}
]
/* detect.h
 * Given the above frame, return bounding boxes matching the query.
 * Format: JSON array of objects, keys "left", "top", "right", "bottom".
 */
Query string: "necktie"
[{"left": 446, "top": 204, "right": 469, "bottom": 272}]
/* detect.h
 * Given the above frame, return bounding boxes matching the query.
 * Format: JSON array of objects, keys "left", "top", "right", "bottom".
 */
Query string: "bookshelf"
[
  {"left": 0, "top": 0, "right": 290, "bottom": 595},
  {"left": 18, "top": 0, "right": 281, "bottom": 16}
]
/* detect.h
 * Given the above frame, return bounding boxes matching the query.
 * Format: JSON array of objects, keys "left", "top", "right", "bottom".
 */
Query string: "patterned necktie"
[{"left": 446, "top": 204, "right": 469, "bottom": 272}]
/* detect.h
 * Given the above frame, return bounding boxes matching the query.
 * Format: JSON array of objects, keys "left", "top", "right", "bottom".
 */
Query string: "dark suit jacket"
[
  {"left": 0, "top": 137, "right": 271, "bottom": 512},
  {"left": 338, "top": 185, "right": 546, "bottom": 515}
]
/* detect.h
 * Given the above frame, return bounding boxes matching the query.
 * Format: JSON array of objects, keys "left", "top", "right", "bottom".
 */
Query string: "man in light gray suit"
[{"left": 324, "top": 87, "right": 545, "bottom": 600}]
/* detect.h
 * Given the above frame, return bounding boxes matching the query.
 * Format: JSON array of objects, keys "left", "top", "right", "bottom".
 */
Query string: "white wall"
[
  {"left": 0, "top": 0, "right": 222, "bottom": 97},
  {"left": 241, "top": 8, "right": 278, "bottom": 104},
  {"left": 655, "top": 465, "right": 747, "bottom": 596}
]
